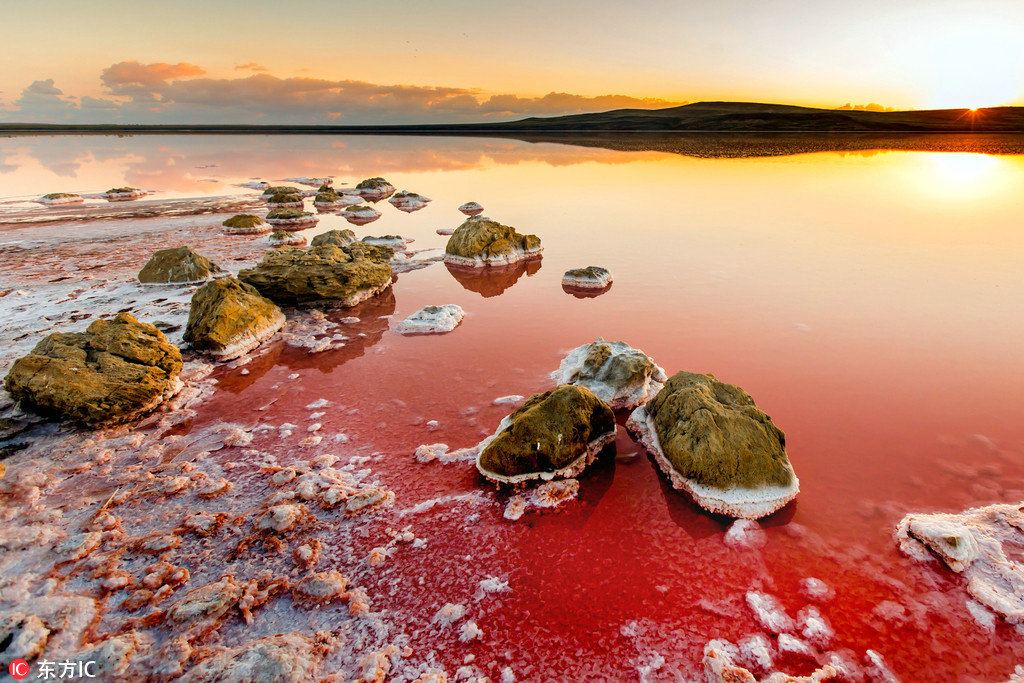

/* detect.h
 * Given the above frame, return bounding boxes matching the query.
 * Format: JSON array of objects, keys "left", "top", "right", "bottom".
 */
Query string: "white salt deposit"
[
  {"left": 724, "top": 519, "right": 767, "bottom": 550},
  {"left": 552, "top": 339, "right": 666, "bottom": 410},
  {"left": 395, "top": 305, "right": 464, "bottom": 335},
  {"left": 745, "top": 591, "right": 794, "bottom": 634}
]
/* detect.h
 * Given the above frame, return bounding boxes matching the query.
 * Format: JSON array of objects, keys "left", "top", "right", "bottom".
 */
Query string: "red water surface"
[{"left": 7, "top": 135, "right": 1024, "bottom": 679}]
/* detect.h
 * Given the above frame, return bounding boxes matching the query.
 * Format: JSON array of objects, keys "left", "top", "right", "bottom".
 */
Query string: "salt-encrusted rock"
[
  {"left": 476, "top": 384, "right": 616, "bottom": 485},
  {"left": 312, "top": 189, "right": 343, "bottom": 209},
  {"left": 504, "top": 479, "right": 580, "bottom": 520},
  {"left": 138, "top": 246, "right": 225, "bottom": 285},
  {"left": 562, "top": 265, "right": 613, "bottom": 289},
  {"left": 265, "top": 193, "right": 304, "bottom": 209},
  {"left": 261, "top": 185, "right": 300, "bottom": 197},
  {"left": 268, "top": 230, "right": 306, "bottom": 247},
  {"left": 183, "top": 278, "right": 285, "bottom": 360},
  {"left": 266, "top": 208, "right": 318, "bottom": 230},
  {"left": 342, "top": 205, "right": 382, "bottom": 225},
  {"left": 104, "top": 186, "right": 146, "bottom": 201},
  {"left": 389, "top": 191, "right": 431, "bottom": 212},
  {"left": 4, "top": 312, "right": 183, "bottom": 425},
  {"left": 310, "top": 229, "right": 357, "bottom": 247},
  {"left": 626, "top": 371, "right": 798, "bottom": 518},
  {"left": 0, "top": 612, "right": 50, "bottom": 660},
  {"left": 395, "top": 305, "right": 464, "bottom": 335},
  {"left": 355, "top": 176, "right": 396, "bottom": 200},
  {"left": 38, "top": 192, "right": 83, "bottom": 206},
  {"left": 444, "top": 217, "right": 542, "bottom": 267},
  {"left": 552, "top": 339, "right": 666, "bottom": 410},
  {"left": 896, "top": 502, "right": 1024, "bottom": 624},
  {"left": 238, "top": 243, "right": 392, "bottom": 308},
  {"left": 362, "top": 234, "right": 413, "bottom": 250},
  {"left": 459, "top": 201, "right": 484, "bottom": 216},
  {"left": 222, "top": 214, "right": 269, "bottom": 235}
]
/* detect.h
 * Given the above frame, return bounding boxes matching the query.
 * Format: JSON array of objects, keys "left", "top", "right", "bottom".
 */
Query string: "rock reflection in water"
[{"left": 444, "top": 259, "right": 541, "bottom": 298}]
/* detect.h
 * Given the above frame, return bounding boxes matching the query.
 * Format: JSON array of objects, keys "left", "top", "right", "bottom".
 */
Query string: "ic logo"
[{"left": 9, "top": 659, "right": 30, "bottom": 679}]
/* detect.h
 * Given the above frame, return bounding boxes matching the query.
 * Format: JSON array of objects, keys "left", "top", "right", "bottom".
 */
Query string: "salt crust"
[
  {"left": 626, "top": 405, "right": 799, "bottom": 519},
  {"left": 395, "top": 305, "right": 464, "bottom": 335}
]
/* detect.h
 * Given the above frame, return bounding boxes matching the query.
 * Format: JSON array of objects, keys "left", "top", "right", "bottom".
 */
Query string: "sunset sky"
[{"left": 2, "top": 0, "right": 1022, "bottom": 124}]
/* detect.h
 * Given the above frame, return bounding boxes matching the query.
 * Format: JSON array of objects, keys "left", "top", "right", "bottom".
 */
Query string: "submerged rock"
[
  {"left": 388, "top": 191, "right": 431, "bottom": 212},
  {"left": 896, "top": 502, "right": 1024, "bottom": 625},
  {"left": 265, "top": 193, "right": 304, "bottom": 209},
  {"left": 552, "top": 339, "right": 666, "bottom": 410},
  {"left": 268, "top": 230, "right": 306, "bottom": 247},
  {"left": 562, "top": 265, "right": 613, "bottom": 289},
  {"left": 104, "top": 186, "right": 146, "bottom": 201},
  {"left": 355, "top": 176, "right": 396, "bottom": 200},
  {"left": 137, "top": 246, "right": 225, "bottom": 285},
  {"left": 238, "top": 243, "right": 392, "bottom": 308},
  {"left": 626, "top": 371, "right": 798, "bottom": 518},
  {"left": 265, "top": 208, "right": 318, "bottom": 230},
  {"left": 184, "top": 278, "right": 285, "bottom": 360},
  {"left": 222, "top": 214, "right": 269, "bottom": 235},
  {"left": 395, "top": 305, "right": 465, "bottom": 335},
  {"left": 444, "top": 217, "right": 542, "bottom": 267},
  {"left": 310, "top": 229, "right": 356, "bottom": 247},
  {"left": 342, "top": 205, "right": 382, "bottom": 226},
  {"left": 38, "top": 192, "right": 83, "bottom": 206},
  {"left": 4, "top": 312, "right": 183, "bottom": 425},
  {"left": 476, "top": 384, "right": 616, "bottom": 485},
  {"left": 458, "top": 201, "right": 484, "bottom": 216}
]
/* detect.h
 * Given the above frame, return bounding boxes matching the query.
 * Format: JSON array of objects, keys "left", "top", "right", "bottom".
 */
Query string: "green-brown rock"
[
  {"left": 138, "top": 246, "right": 224, "bottom": 285},
  {"left": 238, "top": 244, "right": 392, "bottom": 307},
  {"left": 646, "top": 371, "right": 795, "bottom": 489},
  {"left": 183, "top": 278, "right": 285, "bottom": 360},
  {"left": 478, "top": 384, "right": 615, "bottom": 480},
  {"left": 4, "top": 312, "right": 183, "bottom": 425},
  {"left": 310, "top": 229, "right": 356, "bottom": 247},
  {"left": 266, "top": 193, "right": 303, "bottom": 205},
  {"left": 444, "top": 217, "right": 542, "bottom": 266},
  {"left": 262, "top": 185, "right": 299, "bottom": 196}
]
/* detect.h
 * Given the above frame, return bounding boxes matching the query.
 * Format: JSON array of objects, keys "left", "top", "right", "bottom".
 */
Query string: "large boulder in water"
[
  {"left": 238, "top": 243, "right": 392, "bottom": 308},
  {"left": 4, "top": 312, "right": 183, "bottom": 425},
  {"left": 552, "top": 339, "right": 666, "bottom": 410},
  {"left": 626, "top": 371, "right": 799, "bottom": 519},
  {"left": 183, "top": 277, "right": 285, "bottom": 360},
  {"left": 444, "top": 217, "right": 542, "bottom": 267},
  {"left": 476, "top": 384, "right": 616, "bottom": 485},
  {"left": 138, "top": 246, "right": 224, "bottom": 285},
  {"left": 310, "top": 229, "right": 356, "bottom": 248}
]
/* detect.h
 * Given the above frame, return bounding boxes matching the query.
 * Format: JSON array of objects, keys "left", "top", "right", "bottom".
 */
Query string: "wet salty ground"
[{"left": 1, "top": 135, "right": 1024, "bottom": 680}]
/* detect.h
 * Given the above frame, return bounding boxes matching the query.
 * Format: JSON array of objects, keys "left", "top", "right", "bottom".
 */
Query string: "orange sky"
[{"left": 2, "top": 0, "right": 1023, "bottom": 123}]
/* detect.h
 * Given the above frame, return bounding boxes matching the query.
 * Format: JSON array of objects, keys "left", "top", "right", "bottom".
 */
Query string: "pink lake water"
[{"left": 1, "top": 134, "right": 1024, "bottom": 681}]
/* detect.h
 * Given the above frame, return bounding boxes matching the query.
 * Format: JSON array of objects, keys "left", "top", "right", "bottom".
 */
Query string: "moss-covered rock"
[
  {"left": 355, "top": 177, "right": 393, "bottom": 191},
  {"left": 183, "top": 277, "right": 285, "bottom": 360},
  {"left": 222, "top": 214, "right": 268, "bottom": 234},
  {"left": 265, "top": 208, "right": 317, "bottom": 230},
  {"left": 138, "top": 246, "right": 224, "bottom": 285},
  {"left": 552, "top": 339, "right": 666, "bottom": 410},
  {"left": 342, "top": 204, "right": 382, "bottom": 225},
  {"left": 238, "top": 243, "right": 392, "bottom": 307},
  {"left": 261, "top": 185, "right": 300, "bottom": 196},
  {"left": 39, "top": 192, "right": 83, "bottom": 205},
  {"left": 477, "top": 384, "right": 616, "bottom": 484},
  {"left": 626, "top": 371, "right": 799, "bottom": 518},
  {"left": 4, "top": 312, "right": 183, "bottom": 425},
  {"left": 317, "top": 183, "right": 334, "bottom": 193},
  {"left": 313, "top": 190, "right": 340, "bottom": 204},
  {"left": 104, "top": 187, "right": 146, "bottom": 201},
  {"left": 310, "top": 229, "right": 356, "bottom": 247},
  {"left": 266, "top": 193, "right": 303, "bottom": 206},
  {"left": 444, "top": 217, "right": 542, "bottom": 267},
  {"left": 268, "top": 230, "right": 306, "bottom": 246}
]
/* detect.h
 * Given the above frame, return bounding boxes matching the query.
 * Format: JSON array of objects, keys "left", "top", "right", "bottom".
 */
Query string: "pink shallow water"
[{"left": 4, "top": 135, "right": 1024, "bottom": 679}]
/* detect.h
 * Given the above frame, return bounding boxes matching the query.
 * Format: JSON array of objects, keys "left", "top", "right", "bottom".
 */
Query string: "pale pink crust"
[
  {"left": 266, "top": 216, "right": 319, "bottom": 231},
  {"left": 39, "top": 195, "right": 84, "bottom": 206},
  {"left": 626, "top": 406, "right": 799, "bottom": 519},
  {"left": 264, "top": 201, "right": 304, "bottom": 209},
  {"left": 443, "top": 246, "right": 543, "bottom": 269}
]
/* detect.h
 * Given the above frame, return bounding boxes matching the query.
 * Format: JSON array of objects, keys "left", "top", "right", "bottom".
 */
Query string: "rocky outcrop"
[
  {"left": 562, "top": 265, "right": 613, "bottom": 289},
  {"left": 626, "top": 371, "right": 798, "bottom": 518},
  {"left": 137, "top": 246, "right": 225, "bottom": 285},
  {"left": 265, "top": 193, "right": 304, "bottom": 209},
  {"left": 104, "top": 187, "right": 146, "bottom": 201},
  {"left": 265, "top": 208, "right": 318, "bottom": 230},
  {"left": 395, "top": 305, "right": 464, "bottom": 335},
  {"left": 310, "top": 229, "right": 356, "bottom": 247},
  {"left": 238, "top": 243, "right": 393, "bottom": 308},
  {"left": 4, "top": 312, "right": 183, "bottom": 425},
  {"left": 388, "top": 191, "right": 431, "bottom": 212},
  {"left": 552, "top": 339, "right": 666, "bottom": 410},
  {"left": 458, "top": 201, "right": 484, "bottom": 216},
  {"left": 38, "top": 193, "right": 83, "bottom": 206},
  {"left": 222, "top": 214, "right": 269, "bottom": 235},
  {"left": 354, "top": 177, "right": 395, "bottom": 200},
  {"left": 183, "top": 278, "right": 285, "bottom": 360},
  {"left": 896, "top": 502, "right": 1024, "bottom": 625},
  {"left": 444, "top": 217, "right": 542, "bottom": 267},
  {"left": 268, "top": 230, "right": 306, "bottom": 246},
  {"left": 476, "top": 384, "right": 616, "bottom": 485},
  {"left": 342, "top": 205, "right": 382, "bottom": 225}
]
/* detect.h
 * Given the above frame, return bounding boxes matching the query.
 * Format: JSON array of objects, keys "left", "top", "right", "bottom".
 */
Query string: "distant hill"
[{"left": 3, "top": 101, "right": 1024, "bottom": 134}]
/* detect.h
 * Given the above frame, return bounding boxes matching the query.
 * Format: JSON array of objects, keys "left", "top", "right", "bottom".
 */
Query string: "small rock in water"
[
  {"left": 458, "top": 201, "right": 484, "bottom": 216},
  {"left": 395, "top": 305, "right": 465, "bottom": 335},
  {"left": 552, "top": 338, "right": 666, "bottom": 411},
  {"left": 562, "top": 265, "right": 613, "bottom": 290}
]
